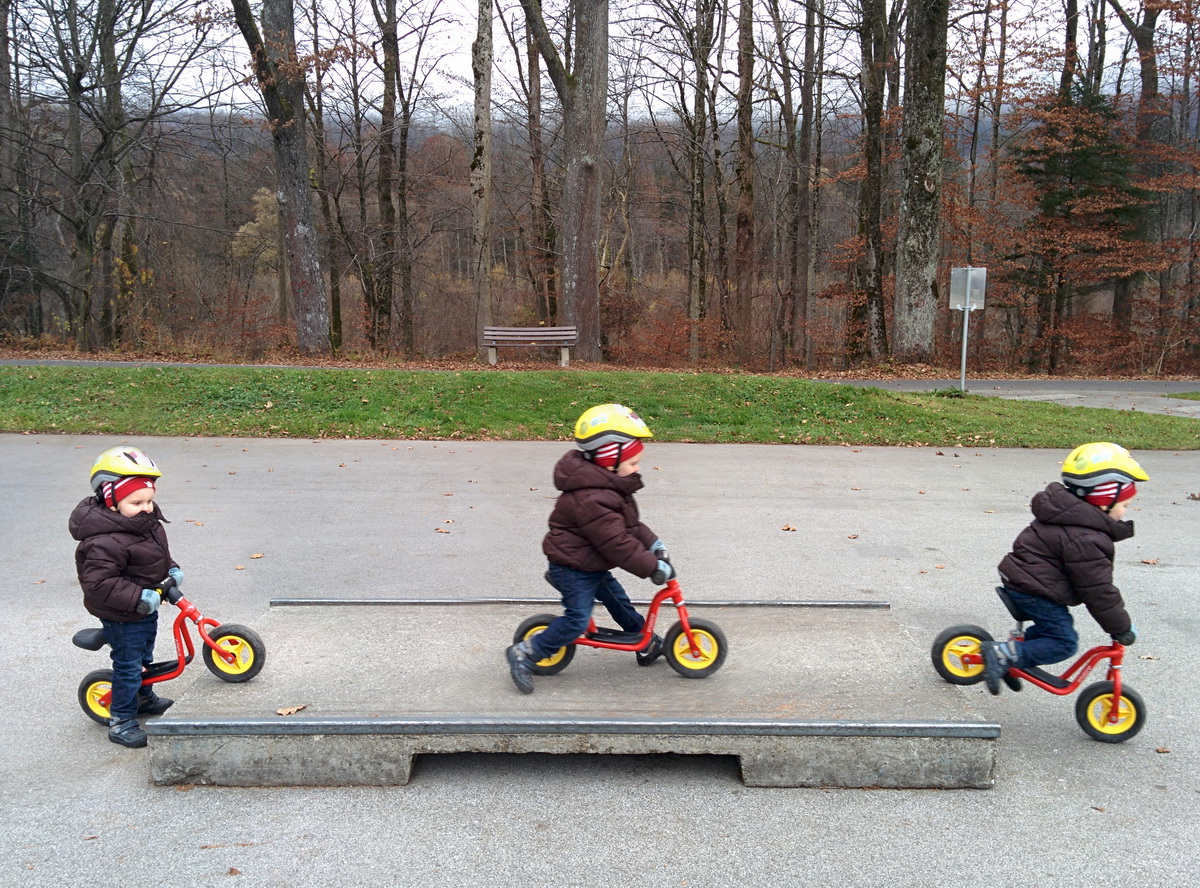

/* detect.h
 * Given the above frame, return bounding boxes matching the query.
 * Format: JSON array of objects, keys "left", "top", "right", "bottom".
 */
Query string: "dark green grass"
[{"left": 1, "top": 366, "right": 1197, "bottom": 448}]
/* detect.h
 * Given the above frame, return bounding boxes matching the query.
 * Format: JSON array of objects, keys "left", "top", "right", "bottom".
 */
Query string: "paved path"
[
  {"left": 834, "top": 377, "right": 1200, "bottom": 417},
  {"left": 2, "top": 434, "right": 1198, "bottom": 886}
]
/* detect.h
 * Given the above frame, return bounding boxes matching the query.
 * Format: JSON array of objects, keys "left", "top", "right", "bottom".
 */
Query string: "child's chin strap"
[{"left": 1104, "top": 482, "right": 1129, "bottom": 514}]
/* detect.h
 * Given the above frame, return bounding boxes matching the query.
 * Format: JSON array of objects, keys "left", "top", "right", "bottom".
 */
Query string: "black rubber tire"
[
  {"left": 1075, "top": 681, "right": 1147, "bottom": 743},
  {"left": 202, "top": 623, "right": 266, "bottom": 683},
  {"left": 78, "top": 669, "right": 115, "bottom": 724},
  {"left": 663, "top": 618, "right": 728, "bottom": 678},
  {"left": 513, "top": 613, "right": 575, "bottom": 675},
  {"left": 930, "top": 624, "right": 994, "bottom": 685}
]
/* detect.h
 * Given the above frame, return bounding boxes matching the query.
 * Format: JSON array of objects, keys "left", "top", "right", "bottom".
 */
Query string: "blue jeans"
[
  {"left": 100, "top": 614, "right": 159, "bottom": 720},
  {"left": 529, "top": 564, "right": 646, "bottom": 660},
  {"left": 1006, "top": 588, "right": 1078, "bottom": 668}
]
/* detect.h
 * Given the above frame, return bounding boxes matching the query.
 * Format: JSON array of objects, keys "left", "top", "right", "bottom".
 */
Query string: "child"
[
  {"left": 985, "top": 442, "right": 1147, "bottom": 695},
  {"left": 70, "top": 447, "right": 184, "bottom": 747},
  {"left": 505, "top": 404, "right": 674, "bottom": 694}
]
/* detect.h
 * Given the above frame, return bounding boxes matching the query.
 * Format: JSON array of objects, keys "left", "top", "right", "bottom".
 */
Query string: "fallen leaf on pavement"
[
  {"left": 1156, "top": 747, "right": 1171, "bottom": 754},
  {"left": 1141, "top": 558, "right": 1159, "bottom": 565},
  {"left": 234, "top": 565, "right": 245, "bottom": 570},
  {"left": 276, "top": 705, "right": 307, "bottom": 716},
  {"left": 251, "top": 553, "right": 263, "bottom": 559},
  {"left": 848, "top": 534, "right": 859, "bottom": 539},
  {"left": 781, "top": 524, "right": 797, "bottom": 532}
]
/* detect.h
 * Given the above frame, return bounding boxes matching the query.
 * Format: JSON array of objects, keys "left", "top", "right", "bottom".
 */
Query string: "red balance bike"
[
  {"left": 73, "top": 576, "right": 266, "bottom": 725},
  {"left": 931, "top": 586, "right": 1145, "bottom": 742},
  {"left": 513, "top": 574, "right": 728, "bottom": 679}
]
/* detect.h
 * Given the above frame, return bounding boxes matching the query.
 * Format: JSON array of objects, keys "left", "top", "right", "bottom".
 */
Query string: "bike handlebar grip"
[{"left": 157, "top": 575, "right": 184, "bottom": 605}]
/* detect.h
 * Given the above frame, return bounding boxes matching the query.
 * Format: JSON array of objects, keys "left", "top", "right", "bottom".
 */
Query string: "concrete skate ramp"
[{"left": 146, "top": 604, "right": 998, "bottom": 789}]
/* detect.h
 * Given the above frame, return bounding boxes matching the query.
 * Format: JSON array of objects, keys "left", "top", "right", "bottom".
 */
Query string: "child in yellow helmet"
[
  {"left": 984, "top": 443, "right": 1148, "bottom": 695},
  {"left": 506, "top": 404, "right": 673, "bottom": 694},
  {"left": 69, "top": 447, "right": 184, "bottom": 747}
]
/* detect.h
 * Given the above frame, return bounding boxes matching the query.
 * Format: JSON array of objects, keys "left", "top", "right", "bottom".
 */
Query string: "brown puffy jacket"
[
  {"left": 998, "top": 482, "right": 1134, "bottom": 636},
  {"left": 542, "top": 450, "right": 659, "bottom": 577},
  {"left": 69, "top": 496, "right": 178, "bottom": 622}
]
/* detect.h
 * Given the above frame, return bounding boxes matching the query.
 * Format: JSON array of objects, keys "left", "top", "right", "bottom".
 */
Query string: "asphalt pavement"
[{"left": 2, "top": 395, "right": 1199, "bottom": 886}]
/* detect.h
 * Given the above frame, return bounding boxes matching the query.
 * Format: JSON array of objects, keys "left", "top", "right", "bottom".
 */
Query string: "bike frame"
[
  {"left": 964, "top": 641, "right": 1128, "bottom": 724},
  {"left": 139, "top": 593, "right": 235, "bottom": 688},
  {"left": 572, "top": 579, "right": 704, "bottom": 658}
]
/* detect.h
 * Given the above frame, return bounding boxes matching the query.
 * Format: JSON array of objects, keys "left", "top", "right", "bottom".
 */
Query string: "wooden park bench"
[{"left": 483, "top": 325, "right": 578, "bottom": 367}]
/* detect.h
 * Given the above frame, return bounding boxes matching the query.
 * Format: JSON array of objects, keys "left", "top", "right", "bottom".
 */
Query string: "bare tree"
[
  {"left": 232, "top": 0, "right": 331, "bottom": 354},
  {"left": 518, "top": 0, "right": 608, "bottom": 361},
  {"left": 473, "top": 0, "right": 494, "bottom": 358},
  {"left": 894, "top": 0, "right": 950, "bottom": 362},
  {"left": 730, "top": 0, "right": 755, "bottom": 363},
  {"left": 858, "top": 0, "right": 890, "bottom": 361}
]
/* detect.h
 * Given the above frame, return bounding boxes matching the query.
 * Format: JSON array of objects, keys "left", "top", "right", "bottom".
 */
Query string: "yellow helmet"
[
  {"left": 573, "top": 403, "right": 653, "bottom": 451},
  {"left": 90, "top": 446, "right": 162, "bottom": 496},
  {"left": 1061, "top": 442, "right": 1148, "bottom": 495}
]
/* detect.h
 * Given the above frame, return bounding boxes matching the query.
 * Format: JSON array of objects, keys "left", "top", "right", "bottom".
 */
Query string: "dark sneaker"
[
  {"left": 980, "top": 642, "right": 1004, "bottom": 696},
  {"left": 1002, "top": 672, "right": 1023, "bottom": 692},
  {"left": 506, "top": 643, "right": 535, "bottom": 694},
  {"left": 108, "top": 717, "right": 148, "bottom": 748},
  {"left": 137, "top": 691, "right": 174, "bottom": 716},
  {"left": 636, "top": 633, "right": 664, "bottom": 666}
]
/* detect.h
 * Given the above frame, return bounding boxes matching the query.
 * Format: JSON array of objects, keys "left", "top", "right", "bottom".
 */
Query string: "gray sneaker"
[
  {"left": 981, "top": 642, "right": 1005, "bottom": 696},
  {"left": 636, "top": 633, "right": 664, "bottom": 666},
  {"left": 137, "top": 690, "right": 174, "bottom": 716},
  {"left": 506, "top": 643, "right": 535, "bottom": 694},
  {"left": 108, "top": 717, "right": 148, "bottom": 748}
]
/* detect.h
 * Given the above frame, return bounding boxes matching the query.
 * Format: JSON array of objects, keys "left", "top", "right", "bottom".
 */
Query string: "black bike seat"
[{"left": 72, "top": 627, "right": 108, "bottom": 651}]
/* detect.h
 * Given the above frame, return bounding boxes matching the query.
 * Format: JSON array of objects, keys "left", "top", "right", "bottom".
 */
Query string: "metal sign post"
[{"left": 949, "top": 267, "right": 986, "bottom": 392}]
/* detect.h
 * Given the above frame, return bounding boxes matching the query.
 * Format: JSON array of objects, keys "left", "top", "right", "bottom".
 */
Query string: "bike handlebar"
[{"left": 157, "top": 575, "right": 183, "bottom": 605}]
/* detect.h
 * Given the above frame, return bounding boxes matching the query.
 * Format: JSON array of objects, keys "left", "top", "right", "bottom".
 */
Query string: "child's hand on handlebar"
[
  {"left": 136, "top": 588, "right": 163, "bottom": 615},
  {"left": 651, "top": 559, "right": 676, "bottom": 585},
  {"left": 168, "top": 566, "right": 185, "bottom": 587},
  {"left": 1112, "top": 626, "right": 1137, "bottom": 646}
]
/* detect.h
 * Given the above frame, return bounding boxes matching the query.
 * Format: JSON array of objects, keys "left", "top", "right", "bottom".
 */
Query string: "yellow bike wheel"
[
  {"left": 203, "top": 624, "right": 266, "bottom": 683},
  {"left": 663, "top": 619, "right": 727, "bottom": 678},
  {"left": 513, "top": 613, "right": 575, "bottom": 675},
  {"left": 1075, "top": 681, "right": 1146, "bottom": 743},
  {"left": 78, "top": 669, "right": 114, "bottom": 724},
  {"left": 931, "top": 625, "right": 993, "bottom": 685}
]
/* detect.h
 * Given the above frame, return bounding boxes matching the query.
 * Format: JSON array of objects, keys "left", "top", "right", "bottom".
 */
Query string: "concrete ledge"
[{"left": 147, "top": 716, "right": 998, "bottom": 789}]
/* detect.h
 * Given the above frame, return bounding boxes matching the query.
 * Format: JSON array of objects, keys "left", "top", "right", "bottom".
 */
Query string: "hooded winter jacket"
[
  {"left": 998, "top": 482, "right": 1134, "bottom": 636},
  {"left": 69, "top": 496, "right": 178, "bottom": 622},
  {"left": 542, "top": 450, "right": 659, "bottom": 577}
]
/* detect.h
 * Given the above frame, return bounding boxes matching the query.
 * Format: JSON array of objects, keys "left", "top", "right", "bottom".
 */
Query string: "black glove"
[{"left": 1112, "top": 627, "right": 1137, "bottom": 646}]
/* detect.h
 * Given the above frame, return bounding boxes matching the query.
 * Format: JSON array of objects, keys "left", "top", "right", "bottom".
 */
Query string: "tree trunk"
[
  {"left": 730, "top": 0, "right": 755, "bottom": 364},
  {"left": 527, "top": 34, "right": 556, "bottom": 323},
  {"left": 232, "top": 0, "right": 331, "bottom": 355},
  {"left": 894, "top": 0, "right": 949, "bottom": 362},
  {"left": 370, "top": 0, "right": 398, "bottom": 351},
  {"left": 859, "top": 0, "right": 889, "bottom": 362},
  {"left": 1106, "top": 0, "right": 1162, "bottom": 332},
  {"left": 519, "top": 0, "right": 608, "bottom": 362},
  {"left": 472, "top": 0, "right": 494, "bottom": 360}
]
